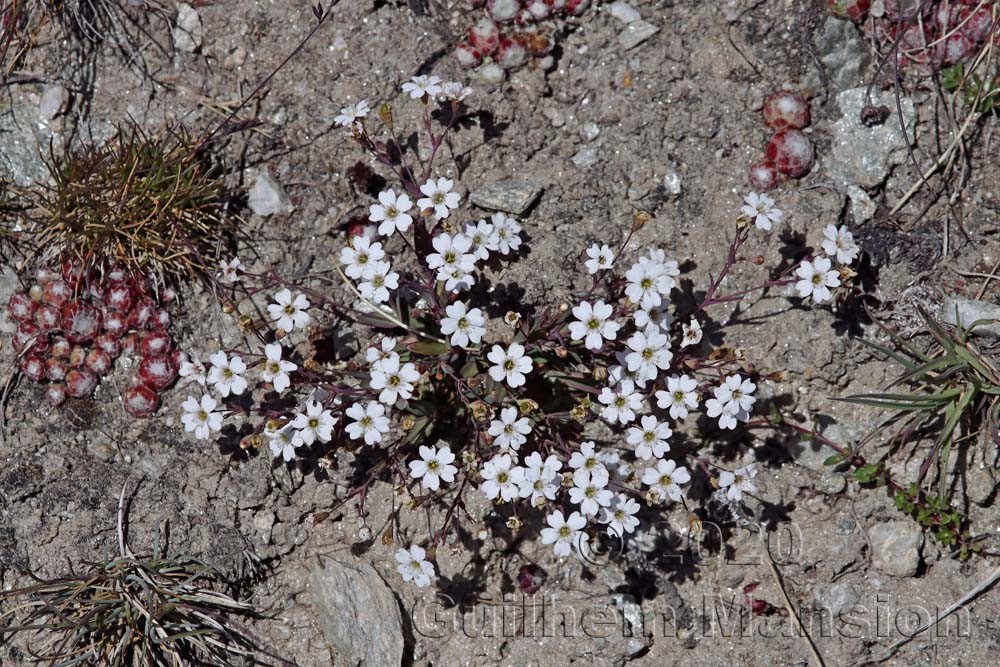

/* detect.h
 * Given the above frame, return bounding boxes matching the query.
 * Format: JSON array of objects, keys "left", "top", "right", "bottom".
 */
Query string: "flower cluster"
[
  {"left": 179, "top": 79, "right": 860, "bottom": 592},
  {"left": 793, "top": 224, "right": 859, "bottom": 304},
  {"left": 178, "top": 288, "right": 313, "bottom": 452}
]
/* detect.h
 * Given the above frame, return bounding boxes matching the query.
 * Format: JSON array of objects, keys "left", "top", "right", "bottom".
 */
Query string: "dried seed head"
[
  {"left": 378, "top": 103, "right": 393, "bottom": 129},
  {"left": 632, "top": 210, "right": 652, "bottom": 232},
  {"left": 516, "top": 398, "right": 539, "bottom": 414}
]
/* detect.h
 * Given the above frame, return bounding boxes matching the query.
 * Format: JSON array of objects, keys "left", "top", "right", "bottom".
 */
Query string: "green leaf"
[
  {"left": 941, "top": 64, "right": 965, "bottom": 91},
  {"left": 852, "top": 464, "right": 881, "bottom": 484},
  {"left": 460, "top": 360, "right": 480, "bottom": 378},
  {"left": 823, "top": 454, "right": 844, "bottom": 466}
]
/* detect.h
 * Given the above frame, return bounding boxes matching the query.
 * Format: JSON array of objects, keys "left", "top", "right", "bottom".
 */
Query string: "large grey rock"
[
  {"left": 469, "top": 179, "right": 541, "bottom": 215},
  {"left": 793, "top": 421, "right": 859, "bottom": 470},
  {"left": 608, "top": 1, "right": 641, "bottom": 23},
  {"left": 173, "top": 3, "right": 204, "bottom": 53},
  {"left": 847, "top": 185, "right": 876, "bottom": 223},
  {"left": 946, "top": 430, "right": 999, "bottom": 506},
  {"left": 39, "top": 85, "right": 69, "bottom": 121},
  {"left": 618, "top": 20, "right": 659, "bottom": 50},
  {"left": 247, "top": 171, "right": 293, "bottom": 216},
  {"left": 309, "top": 555, "right": 405, "bottom": 667},
  {"left": 826, "top": 87, "right": 915, "bottom": 188},
  {"left": 0, "top": 100, "right": 49, "bottom": 187},
  {"left": 572, "top": 145, "right": 600, "bottom": 168},
  {"left": 940, "top": 297, "right": 1000, "bottom": 337},
  {"left": 806, "top": 17, "right": 872, "bottom": 93},
  {"left": 870, "top": 520, "right": 923, "bottom": 577}
]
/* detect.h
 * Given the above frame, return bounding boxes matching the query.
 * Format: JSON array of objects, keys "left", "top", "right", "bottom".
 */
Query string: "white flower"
[
  {"left": 681, "top": 319, "right": 703, "bottom": 348},
  {"left": 794, "top": 256, "right": 841, "bottom": 304},
  {"left": 600, "top": 494, "right": 640, "bottom": 538},
  {"left": 267, "top": 288, "right": 311, "bottom": 332},
  {"left": 206, "top": 351, "right": 248, "bottom": 397},
  {"left": 518, "top": 452, "right": 562, "bottom": 505},
  {"left": 625, "top": 326, "right": 672, "bottom": 384},
  {"left": 598, "top": 380, "right": 642, "bottom": 425},
  {"left": 409, "top": 444, "right": 458, "bottom": 491},
  {"left": 487, "top": 343, "right": 533, "bottom": 388},
  {"left": 569, "top": 468, "right": 613, "bottom": 516},
  {"left": 704, "top": 374, "right": 756, "bottom": 430},
  {"left": 625, "top": 257, "right": 675, "bottom": 310},
  {"left": 540, "top": 510, "right": 587, "bottom": 557},
  {"left": 634, "top": 305, "right": 673, "bottom": 332},
  {"left": 260, "top": 343, "right": 296, "bottom": 393},
  {"left": 291, "top": 400, "right": 337, "bottom": 445},
  {"left": 402, "top": 74, "right": 443, "bottom": 100},
  {"left": 463, "top": 220, "right": 494, "bottom": 262},
  {"left": 370, "top": 356, "right": 420, "bottom": 405},
  {"left": 821, "top": 224, "right": 860, "bottom": 265},
  {"left": 266, "top": 425, "right": 302, "bottom": 462},
  {"left": 741, "top": 192, "right": 783, "bottom": 231},
  {"left": 655, "top": 374, "right": 699, "bottom": 420},
  {"left": 440, "top": 301, "right": 486, "bottom": 348},
  {"left": 339, "top": 236, "right": 386, "bottom": 280},
  {"left": 345, "top": 401, "right": 390, "bottom": 444},
  {"left": 440, "top": 265, "right": 475, "bottom": 292},
  {"left": 487, "top": 406, "right": 532, "bottom": 451},
  {"left": 485, "top": 212, "right": 522, "bottom": 255},
  {"left": 366, "top": 337, "right": 398, "bottom": 366},
  {"left": 426, "top": 233, "right": 475, "bottom": 278},
  {"left": 568, "top": 300, "right": 620, "bottom": 351},
  {"left": 641, "top": 458, "right": 690, "bottom": 502},
  {"left": 218, "top": 257, "right": 243, "bottom": 284},
  {"left": 334, "top": 99, "right": 370, "bottom": 127},
  {"left": 358, "top": 260, "right": 399, "bottom": 304},
  {"left": 178, "top": 352, "right": 207, "bottom": 386},
  {"left": 369, "top": 189, "right": 413, "bottom": 237},
  {"left": 569, "top": 441, "right": 605, "bottom": 474},
  {"left": 181, "top": 394, "right": 223, "bottom": 440},
  {"left": 719, "top": 464, "right": 758, "bottom": 502},
  {"left": 417, "top": 177, "right": 461, "bottom": 220},
  {"left": 608, "top": 350, "right": 643, "bottom": 388},
  {"left": 439, "top": 81, "right": 472, "bottom": 102},
  {"left": 480, "top": 453, "right": 523, "bottom": 501},
  {"left": 395, "top": 545, "right": 435, "bottom": 588},
  {"left": 627, "top": 415, "right": 672, "bottom": 460},
  {"left": 585, "top": 243, "right": 614, "bottom": 274}
]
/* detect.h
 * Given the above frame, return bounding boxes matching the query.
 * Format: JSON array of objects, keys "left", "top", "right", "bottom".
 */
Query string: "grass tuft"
[
  {"left": 23, "top": 122, "right": 228, "bottom": 282},
  {"left": 840, "top": 306, "right": 1000, "bottom": 536},
  {"left": 0, "top": 553, "right": 272, "bottom": 666}
]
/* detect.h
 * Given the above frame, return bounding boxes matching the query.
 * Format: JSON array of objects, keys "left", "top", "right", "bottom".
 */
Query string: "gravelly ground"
[{"left": 2, "top": 0, "right": 1000, "bottom": 665}]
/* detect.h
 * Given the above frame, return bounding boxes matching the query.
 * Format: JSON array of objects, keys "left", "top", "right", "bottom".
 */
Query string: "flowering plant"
[{"left": 177, "top": 78, "right": 861, "bottom": 589}]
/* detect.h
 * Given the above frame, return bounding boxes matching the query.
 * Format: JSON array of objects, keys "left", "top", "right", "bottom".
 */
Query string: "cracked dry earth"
[{"left": 2, "top": 0, "right": 1000, "bottom": 665}]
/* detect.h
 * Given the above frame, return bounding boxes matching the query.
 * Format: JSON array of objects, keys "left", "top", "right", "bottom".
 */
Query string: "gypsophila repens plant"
[{"left": 175, "top": 77, "right": 863, "bottom": 589}]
